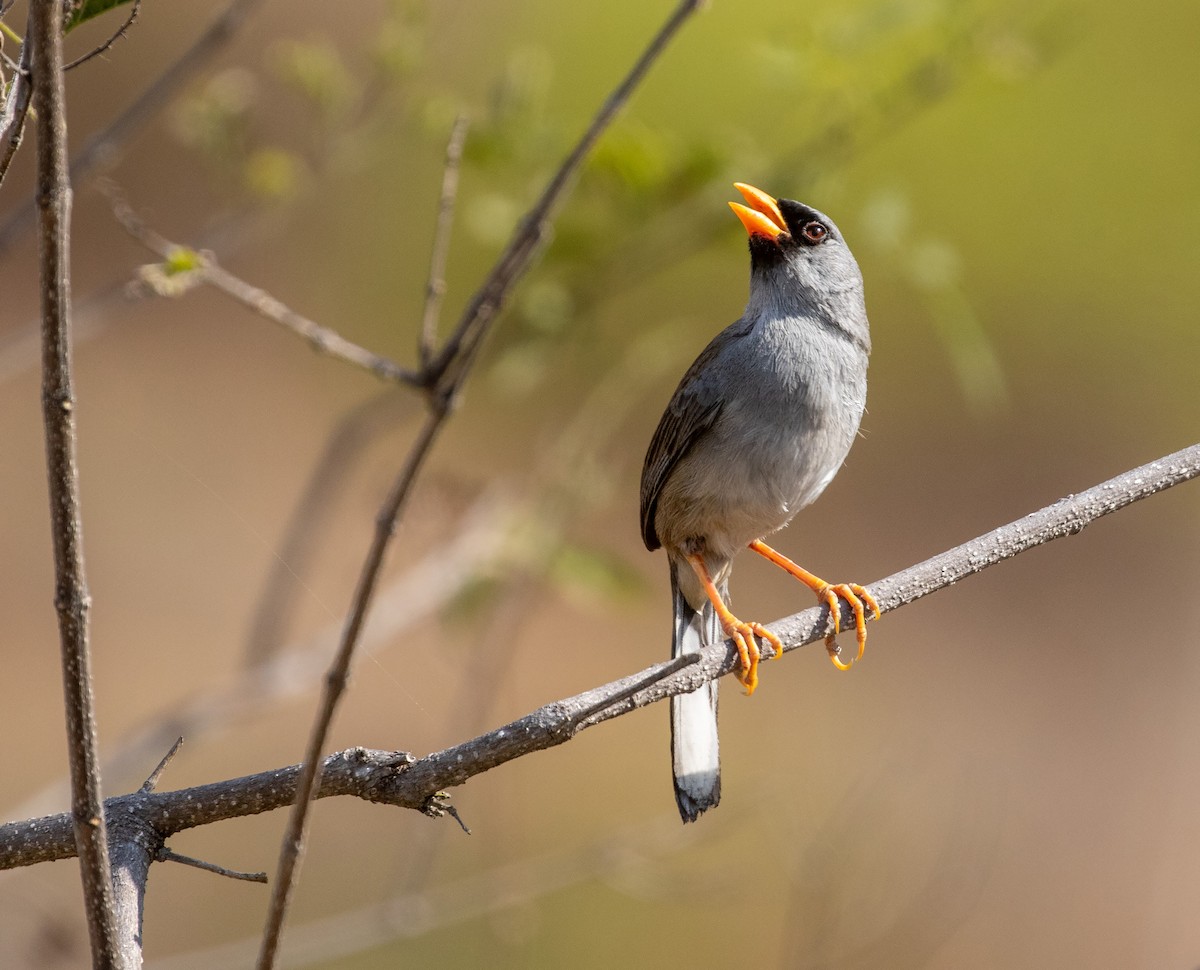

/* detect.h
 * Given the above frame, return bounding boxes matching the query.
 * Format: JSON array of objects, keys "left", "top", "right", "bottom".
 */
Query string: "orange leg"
[
  {"left": 747, "top": 539, "right": 879, "bottom": 671},
  {"left": 683, "top": 553, "right": 782, "bottom": 696}
]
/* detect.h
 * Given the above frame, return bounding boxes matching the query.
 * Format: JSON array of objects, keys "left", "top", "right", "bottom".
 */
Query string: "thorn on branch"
[
  {"left": 157, "top": 847, "right": 268, "bottom": 884},
  {"left": 421, "top": 791, "right": 471, "bottom": 834},
  {"left": 140, "top": 737, "right": 184, "bottom": 793}
]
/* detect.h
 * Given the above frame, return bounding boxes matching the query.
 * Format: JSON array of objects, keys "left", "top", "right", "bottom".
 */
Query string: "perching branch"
[
  {"left": 30, "top": 0, "right": 120, "bottom": 965},
  {"left": 3, "top": 442, "right": 1197, "bottom": 874}
]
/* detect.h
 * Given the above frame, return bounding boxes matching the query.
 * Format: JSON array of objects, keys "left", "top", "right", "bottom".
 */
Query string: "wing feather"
[{"left": 639, "top": 319, "right": 751, "bottom": 550}]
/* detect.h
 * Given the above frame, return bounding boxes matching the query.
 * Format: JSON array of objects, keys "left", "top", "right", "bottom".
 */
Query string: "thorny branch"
[
  {"left": 2, "top": 441, "right": 1198, "bottom": 874},
  {"left": 64, "top": 0, "right": 142, "bottom": 72}
]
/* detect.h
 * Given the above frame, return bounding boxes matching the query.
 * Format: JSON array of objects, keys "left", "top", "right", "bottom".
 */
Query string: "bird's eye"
[{"left": 801, "top": 221, "right": 827, "bottom": 244}]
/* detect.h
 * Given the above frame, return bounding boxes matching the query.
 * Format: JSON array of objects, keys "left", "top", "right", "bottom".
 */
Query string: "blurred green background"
[{"left": 2, "top": 0, "right": 1199, "bottom": 966}]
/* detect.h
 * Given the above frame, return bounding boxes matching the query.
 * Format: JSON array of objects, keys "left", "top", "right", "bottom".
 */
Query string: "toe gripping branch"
[
  {"left": 682, "top": 541, "right": 880, "bottom": 695},
  {"left": 747, "top": 539, "right": 879, "bottom": 670}
]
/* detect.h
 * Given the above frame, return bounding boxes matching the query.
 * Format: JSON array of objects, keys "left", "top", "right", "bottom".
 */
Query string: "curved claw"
[
  {"left": 745, "top": 540, "right": 880, "bottom": 672},
  {"left": 725, "top": 623, "right": 757, "bottom": 693},
  {"left": 754, "top": 622, "right": 784, "bottom": 662},
  {"left": 723, "top": 619, "right": 770, "bottom": 695},
  {"left": 821, "top": 582, "right": 879, "bottom": 671}
]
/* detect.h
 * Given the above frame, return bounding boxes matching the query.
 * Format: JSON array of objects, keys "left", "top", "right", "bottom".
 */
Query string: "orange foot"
[
  {"left": 748, "top": 539, "right": 880, "bottom": 670},
  {"left": 683, "top": 553, "right": 782, "bottom": 695}
]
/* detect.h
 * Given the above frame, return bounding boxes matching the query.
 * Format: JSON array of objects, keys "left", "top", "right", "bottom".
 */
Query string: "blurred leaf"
[
  {"left": 547, "top": 542, "right": 647, "bottom": 609},
  {"left": 463, "top": 48, "right": 558, "bottom": 166},
  {"left": 518, "top": 279, "right": 573, "bottom": 336},
  {"left": 242, "top": 147, "right": 304, "bottom": 201},
  {"left": 373, "top": 0, "right": 426, "bottom": 78},
  {"left": 170, "top": 68, "right": 258, "bottom": 168},
  {"left": 491, "top": 47, "right": 552, "bottom": 125},
  {"left": 440, "top": 574, "right": 506, "bottom": 626},
  {"left": 271, "top": 38, "right": 354, "bottom": 120},
  {"left": 465, "top": 191, "right": 522, "bottom": 246},
  {"left": 590, "top": 125, "right": 671, "bottom": 197},
  {"left": 487, "top": 343, "right": 551, "bottom": 397}
]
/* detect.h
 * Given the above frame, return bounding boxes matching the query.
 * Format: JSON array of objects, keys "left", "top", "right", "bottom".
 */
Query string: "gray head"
[{"left": 729, "top": 184, "right": 870, "bottom": 354}]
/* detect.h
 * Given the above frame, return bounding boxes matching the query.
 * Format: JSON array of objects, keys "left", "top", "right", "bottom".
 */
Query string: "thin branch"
[
  {"left": 392, "top": 441, "right": 1200, "bottom": 797},
  {"left": 2, "top": 441, "right": 1199, "bottom": 877},
  {"left": 102, "top": 182, "right": 422, "bottom": 386},
  {"left": 30, "top": 0, "right": 120, "bottom": 964},
  {"left": 0, "top": 16, "right": 32, "bottom": 186},
  {"left": 157, "top": 848, "right": 267, "bottom": 883},
  {"left": 63, "top": 0, "right": 141, "bottom": 71},
  {"left": 418, "top": 113, "right": 469, "bottom": 366},
  {"left": 256, "top": 410, "right": 446, "bottom": 968},
  {"left": 424, "top": 0, "right": 703, "bottom": 396},
  {"left": 0, "top": 0, "right": 263, "bottom": 253},
  {"left": 256, "top": 5, "right": 704, "bottom": 964}
]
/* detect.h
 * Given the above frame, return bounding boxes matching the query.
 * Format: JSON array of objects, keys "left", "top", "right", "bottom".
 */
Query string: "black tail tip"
[{"left": 674, "top": 781, "right": 721, "bottom": 823}]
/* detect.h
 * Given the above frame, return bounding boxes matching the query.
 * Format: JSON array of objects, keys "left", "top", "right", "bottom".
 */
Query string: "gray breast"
[{"left": 654, "top": 315, "right": 867, "bottom": 562}]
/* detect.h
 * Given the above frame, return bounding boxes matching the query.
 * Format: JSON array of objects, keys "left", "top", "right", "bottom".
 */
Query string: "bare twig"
[
  {"left": 424, "top": 0, "right": 704, "bottom": 397},
  {"left": 149, "top": 813, "right": 706, "bottom": 970},
  {"left": 256, "top": 410, "right": 446, "bottom": 968},
  {"left": 63, "top": 0, "right": 141, "bottom": 71},
  {"left": 256, "top": 5, "right": 704, "bottom": 964},
  {"left": 3, "top": 440, "right": 1199, "bottom": 882},
  {"left": 157, "top": 848, "right": 267, "bottom": 883},
  {"left": 102, "top": 182, "right": 422, "bottom": 386},
  {"left": 0, "top": 0, "right": 264, "bottom": 253},
  {"left": 0, "top": 16, "right": 32, "bottom": 186},
  {"left": 139, "top": 737, "right": 184, "bottom": 793},
  {"left": 30, "top": 0, "right": 119, "bottom": 964},
  {"left": 418, "top": 113, "right": 469, "bottom": 366}
]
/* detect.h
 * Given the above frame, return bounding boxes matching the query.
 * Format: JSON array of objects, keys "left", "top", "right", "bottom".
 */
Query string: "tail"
[{"left": 669, "top": 558, "right": 721, "bottom": 822}]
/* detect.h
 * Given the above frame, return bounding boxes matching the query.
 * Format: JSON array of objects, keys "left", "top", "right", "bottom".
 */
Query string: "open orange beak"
[{"left": 729, "top": 182, "right": 787, "bottom": 240}]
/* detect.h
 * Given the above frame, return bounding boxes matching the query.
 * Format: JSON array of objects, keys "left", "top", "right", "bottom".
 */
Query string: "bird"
[{"left": 639, "top": 182, "right": 879, "bottom": 822}]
